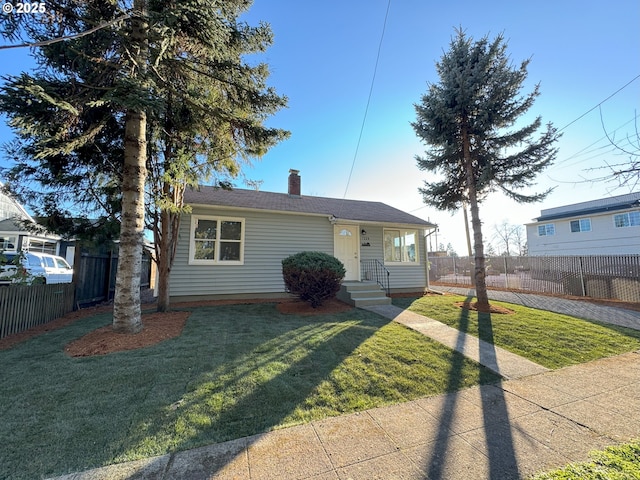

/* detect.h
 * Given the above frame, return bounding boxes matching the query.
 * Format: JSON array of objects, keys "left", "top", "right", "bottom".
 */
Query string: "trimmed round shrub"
[{"left": 282, "top": 251, "right": 346, "bottom": 308}]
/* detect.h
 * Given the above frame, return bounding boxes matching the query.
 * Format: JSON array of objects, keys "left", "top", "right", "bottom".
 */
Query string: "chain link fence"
[{"left": 428, "top": 255, "right": 640, "bottom": 302}]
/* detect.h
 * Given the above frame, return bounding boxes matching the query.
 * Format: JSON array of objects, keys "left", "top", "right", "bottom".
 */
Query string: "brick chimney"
[{"left": 288, "top": 169, "right": 301, "bottom": 197}]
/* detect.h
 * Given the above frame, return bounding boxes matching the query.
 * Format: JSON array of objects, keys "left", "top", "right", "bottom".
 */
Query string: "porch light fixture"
[{"left": 361, "top": 229, "right": 367, "bottom": 235}]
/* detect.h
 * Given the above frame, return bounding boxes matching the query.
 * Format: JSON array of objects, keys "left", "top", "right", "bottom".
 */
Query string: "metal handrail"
[{"left": 360, "top": 259, "right": 390, "bottom": 296}]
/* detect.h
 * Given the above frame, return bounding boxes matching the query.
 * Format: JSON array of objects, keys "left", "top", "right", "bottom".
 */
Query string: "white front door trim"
[{"left": 333, "top": 224, "right": 360, "bottom": 281}]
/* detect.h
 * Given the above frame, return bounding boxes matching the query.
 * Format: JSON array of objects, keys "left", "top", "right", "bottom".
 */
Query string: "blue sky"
[{"left": 1, "top": 0, "right": 639, "bottom": 254}]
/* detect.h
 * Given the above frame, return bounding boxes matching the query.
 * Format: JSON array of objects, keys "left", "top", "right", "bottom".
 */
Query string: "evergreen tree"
[
  {"left": 412, "top": 30, "right": 559, "bottom": 308},
  {"left": 0, "top": 1, "right": 287, "bottom": 329},
  {"left": 146, "top": 10, "right": 288, "bottom": 311}
]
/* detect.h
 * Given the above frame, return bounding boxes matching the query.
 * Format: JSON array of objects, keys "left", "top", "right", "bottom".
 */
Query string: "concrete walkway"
[
  {"left": 47, "top": 295, "right": 640, "bottom": 480},
  {"left": 363, "top": 304, "right": 549, "bottom": 380},
  {"left": 432, "top": 286, "right": 640, "bottom": 330}
]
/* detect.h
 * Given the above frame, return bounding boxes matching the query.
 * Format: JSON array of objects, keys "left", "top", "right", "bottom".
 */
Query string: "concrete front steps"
[{"left": 337, "top": 281, "right": 391, "bottom": 307}]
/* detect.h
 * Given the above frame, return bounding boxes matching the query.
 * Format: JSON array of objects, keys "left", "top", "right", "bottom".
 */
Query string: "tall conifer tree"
[
  {"left": 412, "top": 30, "right": 559, "bottom": 308},
  {"left": 0, "top": 1, "right": 287, "bottom": 329}
]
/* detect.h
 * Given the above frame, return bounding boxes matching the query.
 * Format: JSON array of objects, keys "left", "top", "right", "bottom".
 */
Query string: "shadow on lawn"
[
  {"left": 112, "top": 304, "right": 388, "bottom": 478},
  {"left": 426, "top": 292, "right": 519, "bottom": 479}
]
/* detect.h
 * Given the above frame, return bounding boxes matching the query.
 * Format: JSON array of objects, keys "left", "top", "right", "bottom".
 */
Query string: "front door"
[{"left": 334, "top": 225, "right": 360, "bottom": 281}]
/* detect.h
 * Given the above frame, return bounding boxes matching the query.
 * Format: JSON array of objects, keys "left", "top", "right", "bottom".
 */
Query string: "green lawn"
[
  {"left": 0, "top": 303, "right": 500, "bottom": 479},
  {"left": 531, "top": 440, "right": 640, "bottom": 479},
  {"left": 393, "top": 294, "right": 640, "bottom": 369}
]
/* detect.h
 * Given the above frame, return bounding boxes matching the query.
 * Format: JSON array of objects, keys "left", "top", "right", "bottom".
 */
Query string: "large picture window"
[
  {"left": 384, "top": 229, "right": 418, "bottom": 263},
  {"left": 189, "top": 215, "right": 244, "bottom": 264}
]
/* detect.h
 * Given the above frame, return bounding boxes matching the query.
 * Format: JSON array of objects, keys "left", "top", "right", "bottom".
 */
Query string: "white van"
[{"left": 0, "top": 252, "right": 73, "bottom": 285}]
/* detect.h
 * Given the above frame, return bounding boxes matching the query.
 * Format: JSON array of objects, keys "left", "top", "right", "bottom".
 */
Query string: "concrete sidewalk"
[
  {"left": 48, "top": 295, "right": 640, "bottom": 480},
  {"left": 49, "top": 351, "right": 640, "bottom": 480}
]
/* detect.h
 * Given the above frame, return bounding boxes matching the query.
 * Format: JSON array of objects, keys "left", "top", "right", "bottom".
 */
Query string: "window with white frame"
[
  {"left": 570, "top": 218, "right": 591, "bottom": 233},
  {"left": 537, "top": 224, "right": 555, "bottom": 236},
  {"left": 384, "top": 229, "right": 418, "bottom": 263},
  {"left": 0, "top": 235, "right": 17, "bottom": 251},
  {"left": 614, "top": 211, "right": 640, "bottom": 228},
  {"left": 189, "top": 215, "right": 244, "bottom": 264},
  {"left": 26, "top": 238, "right": 57, "bottom": 254}
]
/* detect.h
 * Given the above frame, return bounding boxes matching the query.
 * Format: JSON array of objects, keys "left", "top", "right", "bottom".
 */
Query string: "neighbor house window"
[
  {"left": 537, "top": 224, "right": 555, "bottom": 236},
  {"left": 614, "top": 211, "right": 640, "bottom": 228},
  {"left": 25, "top": 239, "right": 57, "bottom": 255},
  {"left": 0, "top": 236, "right": 17, "bottom": 251},
  {"left": 570, "top": 218, "right": 591, "bottom": 233},
  {"left": 384, "top": 229, "right": 418, "bottom": 263},
  {"left": 189, "top": 215, "right": 244, "bottom": 265}
]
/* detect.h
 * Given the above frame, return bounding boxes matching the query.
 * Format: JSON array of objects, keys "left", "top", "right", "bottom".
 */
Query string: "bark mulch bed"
[
  {"left": 454, "top": 301, "right": 515, "bottom": 315},
  {"left": 276, "top": 298, "right": 353, "bottom": 315},
  {"left": 1, "top": 297, "right": 354, "bottom": 358},
  {"left": 7, "top": 286, "right": 634, "bottom": 357},
  {"left": 65, "top": 311, "right": 191, "bottom": 357}
]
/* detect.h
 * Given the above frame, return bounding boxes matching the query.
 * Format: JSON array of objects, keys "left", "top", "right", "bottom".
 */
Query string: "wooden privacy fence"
[
  {"left": 0, "top": 283, "right": 75, "bottom": 339},
  {"left": 428, "top": 254, "right": 640, "bottom": 302},
  {"left": 74, "top": 251, "right": 152, "bottom": 307}
]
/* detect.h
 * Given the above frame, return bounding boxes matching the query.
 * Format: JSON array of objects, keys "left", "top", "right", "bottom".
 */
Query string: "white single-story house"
[
  {"left": 0, "top": 188, "right": 61, "bottom": 255},
  {"left": 525, "top": 192, "right": 640, "bottom": 255},
  {"left": 168, "top": 170, "right": 436, "bottom": 302}
]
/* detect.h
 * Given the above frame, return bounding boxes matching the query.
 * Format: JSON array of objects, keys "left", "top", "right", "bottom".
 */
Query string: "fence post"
[
  {"left": 504, "top": 256, "right": 508, "bottom": 289},
  {"left": 578, "top": 256, "right": 586, "bottom": 297}
]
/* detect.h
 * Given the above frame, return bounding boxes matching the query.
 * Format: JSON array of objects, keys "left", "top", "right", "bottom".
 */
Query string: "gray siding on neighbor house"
[
  {"left": 358, "top": 225, "right": 427, "bottom": 290},
  {"left": 170, "top": 207, "right": 333, "bottom": 298}
]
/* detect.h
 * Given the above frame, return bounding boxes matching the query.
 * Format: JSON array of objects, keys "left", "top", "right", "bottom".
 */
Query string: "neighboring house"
[
  {"left": 0, "top": 187, "right": 61, "bottom": 255},
  {"left": 525, "top": 192, "right": 640, "bottom": 255},
  {"left": 169, "top": 170, "right": 436, "bottom": 301}
]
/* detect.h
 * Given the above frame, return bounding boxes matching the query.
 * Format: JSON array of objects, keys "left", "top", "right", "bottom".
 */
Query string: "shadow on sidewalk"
[{"left": 426, "top": 293, "right": 519, "bottom": 479}]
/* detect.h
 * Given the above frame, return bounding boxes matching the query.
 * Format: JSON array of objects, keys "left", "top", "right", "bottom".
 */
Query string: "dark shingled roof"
[
  {"left": 184, "top": 186, "right": 434, "bottom": 228},
  {"left": 535, "top": 192, "right": 640, "bottom": 222},
  {"left": 0, "top": 218, "right": 23, "bottom": 232}
]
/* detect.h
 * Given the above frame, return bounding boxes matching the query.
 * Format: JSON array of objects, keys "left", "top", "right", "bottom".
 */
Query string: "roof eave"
[
  {"left": 188, "top": 202, "right": 435, "bottom": 228},
  {"left": 535, "top": 202, "right": 640, "bottom": 222}
]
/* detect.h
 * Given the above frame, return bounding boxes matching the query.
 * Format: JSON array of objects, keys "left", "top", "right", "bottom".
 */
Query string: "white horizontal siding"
[{"left": 527, "top": 212, "right": 640, "bottom": 255}]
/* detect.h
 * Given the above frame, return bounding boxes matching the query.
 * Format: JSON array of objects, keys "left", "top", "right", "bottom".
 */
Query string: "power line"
[
  {"left": 341, "top": 0, "right": 392, "bottom": 199},
  {"left": 557, "top": 74, "right": 640, "bottom": 133},
  {"left": 554, "top": 113, "right": 639, "bottom": 168}
]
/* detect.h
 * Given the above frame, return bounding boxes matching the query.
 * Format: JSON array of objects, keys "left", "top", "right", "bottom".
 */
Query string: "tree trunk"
[
  {"left": 113, "top": 109, "right": 147, "bottom": 333},
  {"left": 462, "top": 125, "right": 490, "bottom": 308},
  {"left": 462, "top": 202, "right": 474, "bottom": 285},
  {"left": 156, "top": 200, "right": 176, "bottom": 312},
  {"left": 112, "top": 0, "right": 148, "bottom": 333},
  {"left": 467, "top": 179, "right": 490, "bottom": 307}
]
